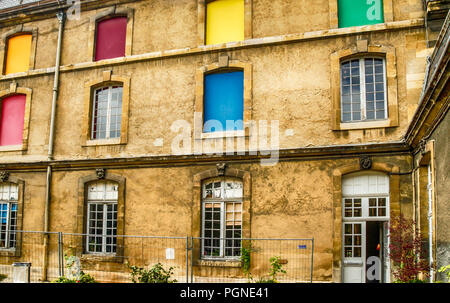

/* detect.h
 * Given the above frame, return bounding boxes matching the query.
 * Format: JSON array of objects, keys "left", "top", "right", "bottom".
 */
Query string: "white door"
[
  {"left": 343, "top": 222, "right": 366, "bottom": 283},
  {"left": 342, "top": 172, "right": 390, "bottom": 283}
]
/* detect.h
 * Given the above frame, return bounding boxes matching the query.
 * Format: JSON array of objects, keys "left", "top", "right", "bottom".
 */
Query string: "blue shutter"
[{"left": 204, "top": 71, "right": 244, "bottom": 133}]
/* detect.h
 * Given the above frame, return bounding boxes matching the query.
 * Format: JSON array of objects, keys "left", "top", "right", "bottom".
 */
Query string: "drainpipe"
[
  {"left": 427, "top": 164, "right": 434, "bottom": 282},
  {"left": 42, "top": 10, "right": 65, "bottom": 282}
]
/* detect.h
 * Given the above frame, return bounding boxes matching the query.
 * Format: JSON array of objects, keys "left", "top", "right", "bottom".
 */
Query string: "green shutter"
[{"left": 338, "top": 0, "right": 384, "bottom": 28}]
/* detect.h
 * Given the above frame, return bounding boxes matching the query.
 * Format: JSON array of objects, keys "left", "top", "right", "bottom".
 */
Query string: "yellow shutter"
[
  {"left": 5, "top": 34, "right": 32, "bottom": 75},
  {"left": 206, "top": 0, "right": 244, "bottom": 45}
]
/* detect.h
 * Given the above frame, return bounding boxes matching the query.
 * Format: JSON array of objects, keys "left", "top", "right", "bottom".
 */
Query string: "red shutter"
[
  {"left": 0, "top": 94, "right": 26, "bottom": 146},
  {"left": 95, "top": 17, "right": 127, "bottom": 61}
]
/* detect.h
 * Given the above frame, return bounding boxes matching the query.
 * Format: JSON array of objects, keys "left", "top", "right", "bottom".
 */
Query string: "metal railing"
[{"left": 0, "top": 231, "right": 314, "bottom": 283}]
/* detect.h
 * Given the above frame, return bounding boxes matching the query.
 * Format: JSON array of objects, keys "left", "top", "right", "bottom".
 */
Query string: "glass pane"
[
  {"left": 345, "top": 235, "right": 352, "bottom": 245},
  {"left": 369, "top": 198, "right": 377, "bottom": 207},
  {"left": 354, "top": 247, "right": 361, "bottom": 257},
  {"left": 354, "top": 235, "right": 361, "bottom": 246},
  {"left": 354, "top": 224, "right": 361, "bottom": 234},
  {"left": 345, "top": 247, "right": 352, "bottom": 258},
  {"left": 352, "top": 112, "right": 361, "bottom": 121},
  {"left": 345, "top": 224, "right": 352, "bottom": 235}
]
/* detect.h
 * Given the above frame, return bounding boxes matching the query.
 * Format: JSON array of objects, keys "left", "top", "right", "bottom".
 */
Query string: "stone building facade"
[{"left": 0, "top": 0, "right": 447, "bottom": 283}]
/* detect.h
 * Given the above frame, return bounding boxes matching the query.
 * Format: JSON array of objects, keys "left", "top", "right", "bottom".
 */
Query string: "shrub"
[
  {"left": 253, "top": 256, "right": 287, "bottom": 283},
  {"left": 389, "top": 215, "right": 430, "bottom": 283},
  {"left": 52, "top": 254, "right": 97, "bottom": 283},
  {"left": 127, "top": 262, "right": 177, "bottom": 283},
  {"left": 52, "top": 271, "right": 97, "bottom": 283},
  {"left": 0, "top": 274, "right": 7, "bottom": 282}
]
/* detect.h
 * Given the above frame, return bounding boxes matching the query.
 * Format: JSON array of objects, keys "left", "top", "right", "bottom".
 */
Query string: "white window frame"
[
  {"left": 201, "top": 179, "right": 243, "bottom": 260},
  {"left": 340, "top": 57, "right": 388, "bottom": 123},
  {"left": 91, "top": 85, "right": 123, "bottom": 140},
  {"left": 342, "top": 196, "right": 390, "bottom": 221},
  {"left": 0, "top": 183, "right": 18, "bottom": 250},
  {"left": 86, "top": 181, "right": 118, "bottom": 255}
]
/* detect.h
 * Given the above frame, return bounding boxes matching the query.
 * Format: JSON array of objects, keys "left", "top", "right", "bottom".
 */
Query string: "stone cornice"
[{"left": 0, "top": 141, "right": 411, "bottom": 171}]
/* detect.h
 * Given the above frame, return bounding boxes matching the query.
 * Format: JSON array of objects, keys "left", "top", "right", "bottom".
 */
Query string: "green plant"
[
  {"left": 52, "top": 254, "right": 97, "bottom": 283},
  {"left": 52, "top": 272, "right": 97, "bottom": 283},
  {"left": 389, "top": 215, "right": 430, "bottom": 283},
  {"left": 240, "top": 243, "right": 253, "bottom": 281},
  {"left": 254, "top": 256, "right": 287, "bottom": 283},
  {"left": 438, "top": 265, "right": 450, "bottom": 282},
  {"left": 127, "top": 262, "right": 177, "bottom": 283},
  {"left": 0, "top": 274, "right": 7, "bottom": 282}
]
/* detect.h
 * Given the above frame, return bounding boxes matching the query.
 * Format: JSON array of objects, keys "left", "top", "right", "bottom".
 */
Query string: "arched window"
[
  {"left": 95, "top": 16, "right": 127, "bottom": 61},
  {"left": 203, "top": 70, "right": 244, "bottom": 133},
  {"left": 0, "top": 182, "right": 18, "bottom": 249},
  {"left": 340, "top": 57, "right": 387, "bottom": 122},
  {"left": 201, "top": 178, "right": 243, "bottom": 259},
  {"left": 4, "top": 33, "right": 32, "bottom": 75},
  {"left": 206, "top": 0, "right": 244, "bottom": 45},
  {"left": 86, "top": 180, "right": 118, "bottom": 254},
  {"left": 0, "top": 94, "right": 26, "bottom": 146},
  {"left": 91, "top": 85, "right": 123, "bottom": 140}
]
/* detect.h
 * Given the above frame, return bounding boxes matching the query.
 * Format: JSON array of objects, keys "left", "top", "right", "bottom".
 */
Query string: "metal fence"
[
  {"left": 190, "top": 237, "right": 314, "bottom": 283},
  {"left": 0, "top": 231, "right": 314, "bottom": 283}
]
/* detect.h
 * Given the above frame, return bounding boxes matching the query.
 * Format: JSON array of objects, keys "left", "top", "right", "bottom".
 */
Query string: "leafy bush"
[
  {"left": 52, "top": 271, "right": 97, "bottom": 283},
  {"left": 389, "top": 215, "right": 430, "bottom": 283},
  {"left": 127, "top": 262, "right": 177, "bottom": 283},
  {"left": 253, "top": 256, "right": 287, "bottom": 283},
  {"left": 52, "top": 254, "right": 97, "bottom": 283},
  {"left": 240, "top": 243, "right": 253, "bottom": 281},
  {"left": 0, "top": 274, "right": 7, "bottom": 282}
]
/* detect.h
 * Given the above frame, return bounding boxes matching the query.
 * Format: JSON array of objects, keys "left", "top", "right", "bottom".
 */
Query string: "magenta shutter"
[
  {"left": 95, "top": 17, "right": 127, "bottom": 61},
  {"left": 0, "top": 94, "right": 26, "bottom": 146}
]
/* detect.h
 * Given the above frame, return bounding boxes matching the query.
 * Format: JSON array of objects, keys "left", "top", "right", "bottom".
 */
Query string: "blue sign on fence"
[{"left": 298, "top": 245, "right": 307, "bottom": 249}]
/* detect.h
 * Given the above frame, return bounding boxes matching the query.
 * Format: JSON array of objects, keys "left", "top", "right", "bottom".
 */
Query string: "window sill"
[
  {"left": 0, "top": 248, "right": 19, "bottom": 257},
  {"left": 336, "top": 119, "right": 396, "bottom": 131},
  {"left": 0, "top": 145, "right": 25, "bottom": 152},
  {"left": 80, "top": 253, "right": 124, "bottom": 263},
  {"left": 83, "top": 138, "right": 124, "bottom": 147},
  {"left": 195, "top": 258, "right": 242, "bottom": 268},
  {"left": 197, "top": 130, "right": 246, "bottom": 140}
]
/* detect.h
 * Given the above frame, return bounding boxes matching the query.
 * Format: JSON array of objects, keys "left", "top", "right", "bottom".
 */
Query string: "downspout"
[
  {"left": 427, "top": 164, "right": 434, "bottom": 282},
  {"left": 42, "top": 10, "right": 65, "bottom": 282}
]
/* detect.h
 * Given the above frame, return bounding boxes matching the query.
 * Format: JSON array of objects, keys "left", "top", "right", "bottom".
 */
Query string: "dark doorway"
[{"left": 366, "top": 221, "right": 382, "bottom": 283}]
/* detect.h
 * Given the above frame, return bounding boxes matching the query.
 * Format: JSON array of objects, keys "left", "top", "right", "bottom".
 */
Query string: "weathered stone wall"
[{"left": 429, "top": 109, "right": 449, "bottom": 281}]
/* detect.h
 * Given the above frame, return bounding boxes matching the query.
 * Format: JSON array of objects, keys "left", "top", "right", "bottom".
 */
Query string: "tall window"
[
  {"left": 206, "top": 0, "right": 244, "bottom": 45},
  {"left": 0, "top": 183, "right": 18, "bottom": 249},
  {"left": 95, "top": 17, "right": 127, "bottom": 61},
  {"left": 340, "top": 57, "right": 387, "bottom": 122},
  {"left": 338, "top": 0, "right": 384, "bottom": 28},
  {"left": 203, "top": 70, "right": 244, "bottom": 133},
  {"left": 91, "top": 85, "right": 123, "bottom": 140},
  {"left": 86, "top": 181, "right": 118, "bottom": 254},
  {"left": 0, "top": 94, "right": 26, "bottom": 146},
  {"left": 201, "top": 179, "right": 243, "bottom": 259},
  {"left": 4, "top": 34, "right": 32, "bottom": 75}
]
